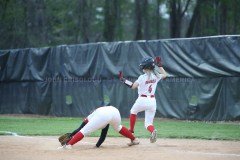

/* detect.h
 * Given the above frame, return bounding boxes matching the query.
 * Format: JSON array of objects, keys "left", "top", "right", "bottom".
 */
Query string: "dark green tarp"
[{"left": 0, "top": 35, "right": 240, "bottom": 120}]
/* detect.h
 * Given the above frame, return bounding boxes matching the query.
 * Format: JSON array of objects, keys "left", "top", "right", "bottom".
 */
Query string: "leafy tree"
[{"left": 1, "top": 0, "right": 240, "bottom": 49}]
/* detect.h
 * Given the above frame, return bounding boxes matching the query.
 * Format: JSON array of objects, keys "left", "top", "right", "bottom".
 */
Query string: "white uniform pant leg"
[
  {"left": 144, "top": 99, "right": 157, "bottom": 128},
  {"left": 80, "top": 112, "right": 110, "bottom": 136},
  {"left": 130, "top": 97, "right": 148, "bottom": 114},
  {"left": 144, "top": 107, "right": 156, "bottom": 128},
  {"left": 109, "top": 107, "right": 122, "bottom": 132}
]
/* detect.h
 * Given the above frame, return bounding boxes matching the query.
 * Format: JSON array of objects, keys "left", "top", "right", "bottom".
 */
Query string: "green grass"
[{"left": 0, "top": 116, "right": 239, "bottom": 140}]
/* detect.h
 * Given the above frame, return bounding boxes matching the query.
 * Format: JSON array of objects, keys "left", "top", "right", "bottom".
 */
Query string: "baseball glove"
[
  {"left": 58, "top": 133, "right": 72, "bottom": 146},
  {"left": 154, "top": 56, "right": 162, "bottom": 67}
]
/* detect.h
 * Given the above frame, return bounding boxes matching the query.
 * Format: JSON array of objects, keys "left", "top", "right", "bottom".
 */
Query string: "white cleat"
[
  {"left": 150, "top": 130, "right": 157, "bottom": 143},
  {"left": 57, "top": 144, "right": 72, "bottom": 150},
  {"left": 128, "top": 138, "right": 140, "bottom": 146}
]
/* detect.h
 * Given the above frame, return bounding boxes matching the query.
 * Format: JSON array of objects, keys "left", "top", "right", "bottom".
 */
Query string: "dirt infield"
[{"left": 0, "top": 136, "right": 240, "bottom": 160}]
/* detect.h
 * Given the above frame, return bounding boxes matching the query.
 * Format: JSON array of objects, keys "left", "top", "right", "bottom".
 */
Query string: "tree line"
[{"left": 1, "top": 0, "right": 240, "bottom": 49}]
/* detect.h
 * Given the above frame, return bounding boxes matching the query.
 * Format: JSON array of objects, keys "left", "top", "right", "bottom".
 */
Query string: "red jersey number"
[{"left": 148, "top": 84, "right": 152, "bottom": 93}]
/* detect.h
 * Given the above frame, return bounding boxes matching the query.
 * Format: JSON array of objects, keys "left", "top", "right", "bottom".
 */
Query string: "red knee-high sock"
[
  {"left": 67, "top": 132, "right": 84, "bottom": 145},
  {"left": 119, "top": 126, "right": 135, "bottom": 140},
  {"left": 129, "top": 114, "right": 137, "bottom": 133},
  {"left": 147, "top": 125, "right": 155, "bottom": 133}
]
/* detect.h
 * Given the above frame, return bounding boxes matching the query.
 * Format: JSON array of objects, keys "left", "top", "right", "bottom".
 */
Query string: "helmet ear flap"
[{"left": 139, "top": 64, "right": 144, "bottom": 70}]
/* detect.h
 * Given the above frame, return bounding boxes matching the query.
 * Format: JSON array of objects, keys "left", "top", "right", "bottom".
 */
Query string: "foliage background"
[{"left": 1, "top": 0, "right": 240, "bottom": 49}]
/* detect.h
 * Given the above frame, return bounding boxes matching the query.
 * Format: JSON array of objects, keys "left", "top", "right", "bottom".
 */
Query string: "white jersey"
[{"left": 135, "top": 72, "right": 162, "bottom": 96}]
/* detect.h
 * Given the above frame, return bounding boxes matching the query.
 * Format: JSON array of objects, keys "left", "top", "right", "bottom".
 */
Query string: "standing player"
[
  {"left": 58, "top": 106, "right": 139, "bottom": 149},
  {"left": 119, "top": 56, "right": 167, "bottom": 143}
]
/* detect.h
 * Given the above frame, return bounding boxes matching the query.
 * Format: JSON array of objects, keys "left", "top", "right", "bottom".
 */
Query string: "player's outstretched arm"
[
  {"left": 158, "top": 67, "right": 167, "bottom": 79},
  {"left": 69, "top": 118, "right": 88, "bottom": 137},
  {"left": 119, "top": 71, "right": 138, "bottom": 89},
  {"left": 96, "top": 124, "right": 109, "bottom": 147}
]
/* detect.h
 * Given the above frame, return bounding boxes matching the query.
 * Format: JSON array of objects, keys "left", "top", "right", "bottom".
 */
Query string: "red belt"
[{"left": 140, "top": 94, "right": 155, "bottom": 98}]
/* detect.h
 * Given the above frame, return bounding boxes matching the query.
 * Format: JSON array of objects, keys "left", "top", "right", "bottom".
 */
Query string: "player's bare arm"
[
  {"left": 158, "top": 67, "right": 167, "bottom": 79},
  {"left": 131, "top": 81, "right": 139, "bottom": 89}
]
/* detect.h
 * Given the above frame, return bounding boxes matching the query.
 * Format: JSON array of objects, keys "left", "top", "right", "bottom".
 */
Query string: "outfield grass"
[{"left": 0, "top": 116, "right": 239, "bottom": 140}]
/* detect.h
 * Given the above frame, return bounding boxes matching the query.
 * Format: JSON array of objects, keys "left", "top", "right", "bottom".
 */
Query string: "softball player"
[
  {"left": 60, "top": 106, "right": 139, "bottom": 149},
  {"left": 120, "top": 56, "right": 167, "bottom": 143}
]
